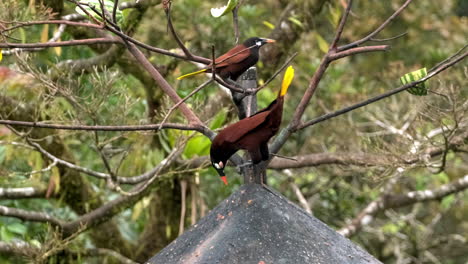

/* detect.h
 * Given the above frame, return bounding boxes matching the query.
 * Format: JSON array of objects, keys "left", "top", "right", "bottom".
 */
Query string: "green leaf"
[
  {"left": 19, "top": 28, "right": 26, "bottom": 43},
  {"left": 209, "top": 109, "right": 227, "bottom": 130},
  {"left": 0, "top": 146, "right": 6, "bottom": 164},
  {"left": 315, "top": 32, "right": 329, "bottom": 54},
  {"left": 1, "top": 226, "right": 14, "bottom": 242},
  {"left": 263, "top": 21, "right": 275, "bottom": 30},
  {"left": 328, "top": 4, "right": 342, "bottom": 27},
  {"left": 75, "top": 0, "right": 123, "bottom": 23},
  {"left": 288, "top": 17, "right": 304, "bottom": 29},
  {"left": 184, "top": 136, "right": 211, "bottom": 158},
  {"left": 382, "top": 223, "right": 399, "bottom": 234},
  {"left": 7, "top": 223, "right": 27, "bottom": 236},
  {"left": 441, "top": 194, "right": 456, "bottom": 209},
  {"left": 400, "top": 68, "right": 428, "bottom": 96},
  {"left": 210, "top": 0, "right": 239, "bottom": 18}
]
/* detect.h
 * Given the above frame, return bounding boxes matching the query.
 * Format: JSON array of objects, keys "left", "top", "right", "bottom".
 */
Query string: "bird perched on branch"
[
  {"left": 210, "top": 66, "right": 295, "bottom": 185},
  {"left": 177, "top": 37, "right": 275, "bottom": 81}
]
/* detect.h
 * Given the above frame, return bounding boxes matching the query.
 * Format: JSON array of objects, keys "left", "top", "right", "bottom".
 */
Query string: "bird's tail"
[
  {"left": 279, "top": 66, "right": 294, "bottom": 97},
  {"left": 177, "top": 68, "right": 208, "bottom": 80}
]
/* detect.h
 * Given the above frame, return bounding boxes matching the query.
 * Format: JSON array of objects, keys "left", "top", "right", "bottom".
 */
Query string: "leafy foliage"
[{"left": 0, "top": 0, "right": 466, "bottom": 263}]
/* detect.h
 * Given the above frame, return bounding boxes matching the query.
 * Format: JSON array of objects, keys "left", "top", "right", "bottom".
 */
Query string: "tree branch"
[
  {"left": 328, "top": 45, "right": 390, "bottom": 60},
  {"left": 0, "top": 120, "right": 200, "bottom": 132},
  {"left": 329, "top": 0, "right": 353, "bottom": 49},
  {"left": 338, "top": 174, "right": 468, "bottom": 237},
  {"left": 299, "top": 50, "right": 467, "bottom": 130},
  {"left": 337, "top": 0, "right": 414, "bottom": 51},
  {"left": 0, "top": 205, "right": 65, "bottom": 227},
  {"left": 0, "top": 187, "right": 47, "bottom": 199},
  {"left": 1, "top": 20, "right": 101, "bottom": 32},
  {"left": 0, "top": 38, "right": 121, "bottom": 49},
  {"left": 124, "top": 41, "right": 203, "bottom": 126},
  {"left": 0, "top": 240, "right": 39, "bottom": 257}
]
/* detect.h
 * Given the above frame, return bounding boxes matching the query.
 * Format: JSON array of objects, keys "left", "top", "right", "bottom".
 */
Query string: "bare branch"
[
  {"left": 338, "top": 0, "right": 414, "bottom": 51},
  {"left": 0, "top": 119, "right": 201, "bottom": 132},
  {"left": 166, "top": 5, "right": 192, "bottom": 58},
  {"left": 288, "top": 177, "right": 312, "bottom": 215},
  {"left": 0, "top": 205, "right": 64, "bottom": 227},
  {"left": 298, "top": 50, "right": 467, "bottom": 130},
  {"left": 1, "top": 20, "right": 101, "bottom": 32},
  {"left": 0, "top": 187, "right": 46, "bottom": 199},
  {"left": 179, "top": 180, "right": 188, "bottom": 236},
  {"left": 328, "top": 45, "right": 390, "bottom": 61},
  {"left": 159, "top": 79, "right": 213, "bottom": 130},
  {"left": 329, "top": 0, "right": 353, "bottom": 49},
  {"left": 0, "top": 240, "right": 39, "bottom": 257},
  {"left": 0, "top": 38, "right": 121, "bottom": 49},
  {"left": 387, "top": 174, "right": 468, "bottom": 208},
  {"left": 25, "top": 138, "right": 185, "bottom": 184},
  {"left": 84, "top": 248, "right": 139, "bottom": 264},
  {"left": 270, "top": 128, "right": 468, "bottom": 170},
  {"left": 124, "top": 41, "right": 203, "bottom": 126},
  {"left": 254, "top": 52, "right": 298, "bottom": 94},
  {"left": 338, "top": 174, "right": 468, "bottom": 237},
  {"left": 370, "top": 32, "right": 407, "bottom": 42}
]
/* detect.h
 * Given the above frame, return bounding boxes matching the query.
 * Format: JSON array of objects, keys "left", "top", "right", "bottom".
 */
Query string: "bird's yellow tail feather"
[
  {"left": 177, "top": 69, "right": 208, "bottom": 80},
  {"left": 280, "top": 66, "right": 294, "bottom": 96}
]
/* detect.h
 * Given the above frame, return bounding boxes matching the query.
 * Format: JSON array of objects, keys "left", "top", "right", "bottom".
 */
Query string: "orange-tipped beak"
[
  {"left": 265, "top": 38, "right": 276, "bottom": 43},
  {"left": 220, "top": 176, "right": 228, "bottom": 185}
]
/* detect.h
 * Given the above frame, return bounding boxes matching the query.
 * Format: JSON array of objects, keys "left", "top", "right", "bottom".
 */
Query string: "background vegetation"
[{"left": 0, "top": 0, "right": 467, "bottom": 263}]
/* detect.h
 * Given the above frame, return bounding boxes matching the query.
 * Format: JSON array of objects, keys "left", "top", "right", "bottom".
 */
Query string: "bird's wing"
[
  {"left": 221, "top": 111, "right": 270, "bottom": 143},
  {"left": 212, "top": 45, "right": 251, "bottom": 68}
]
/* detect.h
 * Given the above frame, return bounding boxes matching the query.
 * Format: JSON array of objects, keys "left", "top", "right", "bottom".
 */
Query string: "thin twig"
[
  {"left": 370, "top": 32, "right": 407, "bottom": 42},
  {"left": 232, "top": 6, "right": 240, "bottom": 44},
  {"left": 338, "top": 0, "right": 414, "bottom": 51},
  {"left": 328, "top": 45, "right": 390, "bottom": 61},
  {"left": 289, "top": 179, "right": 312, "bottom": 214},
  {"left": 112, "top": 0, "right": 119, "bottom": 24},
  {"left": 93, "top": 130, "right": 117, "bottom": 184},
  {"left": 1, "top": 20, "right": 101, "bottom": 32},
  {"left": 0, "top": 38, "right": 122, "bottom": 49},
  {"left": 329, "top": 0, "right": 353, "bottom": 49},
  {"left": 298, "top": 51, "right": 467, "bottom": 130},
  {"left": 179, "top": 180, "right": 188, "bottom": 236},
  {"left": 158, "top": 79, "right": 213, "bottom": 130},
  {"left": 29, "top": 159, "right": 58, "bottom": 176},
  {"left": 271, "top": 153, "right": 297, "bottom": 161},
  {"left": 166, "top": 6, "right": 192, "bottom": 58},
  {"left": 429, "top": 44, "right": 468, "bottom": 72},
  {"left": 254, "top": 52, "right": 298, "bottom": 93}
]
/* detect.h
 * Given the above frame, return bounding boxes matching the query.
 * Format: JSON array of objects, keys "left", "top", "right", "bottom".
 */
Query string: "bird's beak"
[
  {"left": 216, "top": 169, "right": 228, "bottom": 185},
  {"left": 263, "top": 38, "right": 276, "bottom": 43},
  {"left": 213, "top": 162, "right": 228, "bottom": 185},
  {"left": 220, "top": 176, "right": 228, "bottom": 185}
]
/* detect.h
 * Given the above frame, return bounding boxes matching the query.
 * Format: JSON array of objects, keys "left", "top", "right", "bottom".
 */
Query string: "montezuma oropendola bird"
[
  {"left": 177, "top": 37, "right": 275, "bottom": 81},
  {"left": 210, "top": 66, "right": 295, "bottom": 185}
]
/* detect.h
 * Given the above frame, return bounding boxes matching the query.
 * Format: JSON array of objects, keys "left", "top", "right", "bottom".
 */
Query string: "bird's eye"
[
  {"left": 213, "top": 162, "right": 223, "bottom": 169},
  {"left": 256, "top": 41, "right": 262, "bottom": 46}
]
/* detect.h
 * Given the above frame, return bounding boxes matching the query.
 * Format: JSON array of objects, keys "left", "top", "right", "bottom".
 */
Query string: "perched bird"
[
  {"left": 177, "top": 37, "right": 275, "bottom": 81},
  {"left": 210, "top": 66, "right": 295, "bottom": 185}
]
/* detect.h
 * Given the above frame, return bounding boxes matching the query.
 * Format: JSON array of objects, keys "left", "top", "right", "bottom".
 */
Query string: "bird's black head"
[
  {"left": 243, "top": 37, "right": 276, "bottom": 48},
  {"left": 210, "top": 142, "right": 236, "bottom": 185},
  {"left": 210, "top": 156, "right": 228, "bottom": 185}
]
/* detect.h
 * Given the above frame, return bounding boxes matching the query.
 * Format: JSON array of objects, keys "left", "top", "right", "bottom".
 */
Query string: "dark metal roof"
[{"left": 147, "top": 184, "right": 382, "bottom": 264}]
